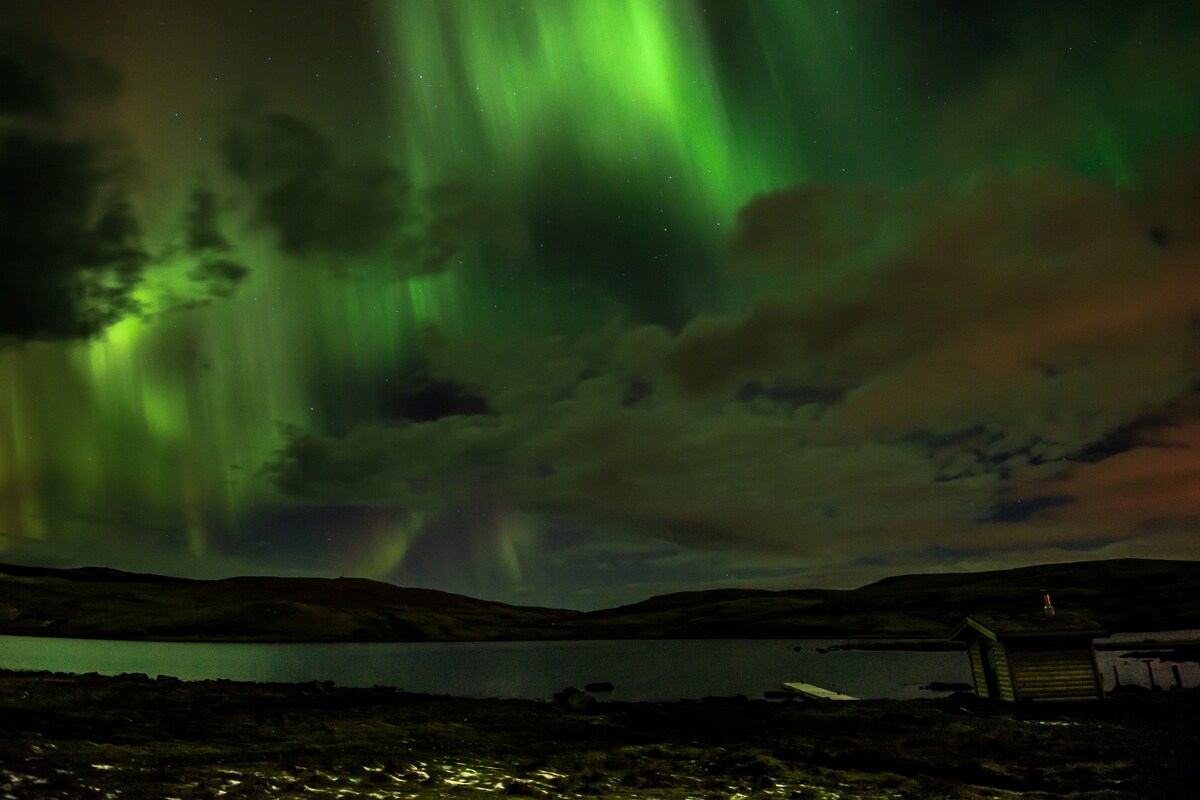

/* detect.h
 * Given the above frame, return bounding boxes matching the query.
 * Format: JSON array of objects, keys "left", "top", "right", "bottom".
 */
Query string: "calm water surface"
[
  {"left": 1, "top": 636, "right": 966, "bottom": 700},
  {"left": 1097, "top": 630, "right": 1200, "bottom": 691},
  {"left": 3, "top": 634, "right": 1194, "bottom": 700}
]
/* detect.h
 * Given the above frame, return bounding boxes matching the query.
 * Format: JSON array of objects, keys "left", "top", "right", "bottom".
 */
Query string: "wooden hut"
[{"left": 950, "top": 606, "right": 1107, "bottom": 702}]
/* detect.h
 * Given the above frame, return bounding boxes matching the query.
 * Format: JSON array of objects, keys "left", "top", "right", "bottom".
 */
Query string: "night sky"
[{"left": 3, "top": 1, "right": 1200, "bottom": 609}]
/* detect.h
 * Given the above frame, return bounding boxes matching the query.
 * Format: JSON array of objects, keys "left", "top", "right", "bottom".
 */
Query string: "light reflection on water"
[
  {"left": 0, "top": 636, "right": 967, "bottom": 700},
  {"left": 2, "top": 633, "right": 1194, "bottom": 700}
]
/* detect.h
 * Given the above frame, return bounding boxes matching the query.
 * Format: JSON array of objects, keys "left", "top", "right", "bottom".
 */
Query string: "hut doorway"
[{"left": 980, "top": 640, "right": 1002, "bottom": 699}]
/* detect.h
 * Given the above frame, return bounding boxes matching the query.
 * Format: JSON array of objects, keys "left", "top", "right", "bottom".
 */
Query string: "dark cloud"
[
  {"left": 261, "top": 330, "right": 978, "bottom": 563},
  {"left": 381, "top": 375, "right": 492, "bottom": 423},
  {"left": 671, "top": 146, "right": 1200, "bottom": 557},
  {"left": 262, "top": 143, "right": 1200, "bottom": 575},
  {"left": 397, "top": 181, "right": 528, "bottom": 277},
  {"left": 184, "top": 186, "right": 232, "bottom": 254},
  {"left": 0, "top": 134, "right": 147, "bottom": 342},
  {"left": 736, "top": 380, "right": 845, "bottom": 413},
  {"left": 1071, "top": 409, "right": 1181, "bottom": 464},
  {"left": 0, "top": 36, "right": 120, "bottom": 117},
  {"left": 222, "top": 111, "right": 410, "bottom": 260},
  {"left": 300, "top": 358, "right": 495, "bottom": 438},
  {"left": 0, "top": 39, "right": 257, "bottom": 337},
  {"left": 980, "top": 495, "right": 1074, "bottom": 524},
  {"left": 179, "top": 186, "right": 250, "bottom": 300},
  {"left": 0, "top": 39, "right": 149, "bottom": 343},
  {"left": 222, "top": 111, "right": 525, "bottom": 278},
  {"left": 621, "top": 379, "right": 653, "bottom": 407},
  {"left": 684, "top": 155, "right": 1200, "bottom": 424},
  {"left": 664, "top": 299, "right": 871, "bottom": 396},
  {"left": 732, "top": 184, "right": 891, "bottom": 272},
  {"left": 186, "top": 258, "right": 248, "bottom": 300},
  {"left": 269, "top": 425, "right": 413, "bottom": 506}
]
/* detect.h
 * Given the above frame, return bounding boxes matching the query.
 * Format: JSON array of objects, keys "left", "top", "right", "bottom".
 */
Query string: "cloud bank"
[{"left": 267, "top": 146, "right": 1200, "bottom": 585}]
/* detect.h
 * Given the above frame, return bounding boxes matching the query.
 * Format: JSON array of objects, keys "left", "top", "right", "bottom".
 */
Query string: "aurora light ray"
[
  {"left": 377, "top": 0, "right": 785, "bottom": 215},
  {"left": 3, "top": 0, "right": 1200, "bottom": 607}
]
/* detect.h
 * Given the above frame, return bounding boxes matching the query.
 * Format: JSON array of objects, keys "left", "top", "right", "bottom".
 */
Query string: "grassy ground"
[{"left": 1, "top": 671, "right": 1197, "bottom": 799}]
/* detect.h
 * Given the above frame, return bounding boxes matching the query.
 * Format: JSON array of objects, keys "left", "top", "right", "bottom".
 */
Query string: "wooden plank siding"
[
  {"left": 1006, "top": 644, "right": 1103, "bottom": 701},
  {"left": 992, "top": 644, "right": 1015, "bottom": 701},
  {"left": 951, "top": 614, "right": 1107, "bottom": 702}
]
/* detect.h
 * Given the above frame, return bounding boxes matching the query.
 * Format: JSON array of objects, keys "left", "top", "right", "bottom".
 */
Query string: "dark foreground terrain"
[{"left": 1, "top": 671, "right": 1197, "bottom": 799}]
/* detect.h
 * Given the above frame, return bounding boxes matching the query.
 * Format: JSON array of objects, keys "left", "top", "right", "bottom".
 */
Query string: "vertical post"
[
  {"left": 1144, "top": 660, "right": 1157, "bottom": 690},
  {"left": 1172, "top": 664, "right": 1183, "bottom": 689},
  {"left": 1112, "top": 664, "right": 1121, "bottom": 687}
]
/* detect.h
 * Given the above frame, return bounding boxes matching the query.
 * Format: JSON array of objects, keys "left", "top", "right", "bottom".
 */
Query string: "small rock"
[{"left": 553, "top": 686, "right": 596, "bottom": 711}]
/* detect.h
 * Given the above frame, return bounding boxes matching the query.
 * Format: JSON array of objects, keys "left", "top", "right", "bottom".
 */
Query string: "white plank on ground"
[{"left": 781, "top": 682, "right": 858, "bottom": 701}]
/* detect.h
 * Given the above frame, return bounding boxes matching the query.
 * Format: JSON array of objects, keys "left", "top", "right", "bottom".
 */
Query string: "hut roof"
[{"left": 950, "top": 610, "right": 1108, "bottom": 641}]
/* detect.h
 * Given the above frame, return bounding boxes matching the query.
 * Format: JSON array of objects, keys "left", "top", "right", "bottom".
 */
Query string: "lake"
[
  {"left": 1098, "top": 629, "right": 1200, "bottom": 691},
  {"left": 1, "top": 635, "right": 967, "bottom": 700},
  {"left": 2, "top": 634, "right": 1194, "bottom": 701}
]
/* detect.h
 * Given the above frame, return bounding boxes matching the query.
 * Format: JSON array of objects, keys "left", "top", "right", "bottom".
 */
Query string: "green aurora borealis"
[{"left": 4, "top": 0, "right": 1200, "bottom": 607}]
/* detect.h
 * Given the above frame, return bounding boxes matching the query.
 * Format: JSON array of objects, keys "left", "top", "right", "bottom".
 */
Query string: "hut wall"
[
  {"left": 992, "top": 643, "right": 1015, "bottom": 701},
  {"left": 1005, "top": 643, "right": 1102, "bottom": 701}
]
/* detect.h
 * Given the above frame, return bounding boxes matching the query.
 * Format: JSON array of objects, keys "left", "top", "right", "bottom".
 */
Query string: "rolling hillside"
[
  {"left": 0, "top": 563, "right": 577, "bottom": 641},
  {"left": 2, "top": 558, "right": 1197, "bottom": 642},
  {"left": 571, "top": 559, "right": 1200, "bottom": 638}
]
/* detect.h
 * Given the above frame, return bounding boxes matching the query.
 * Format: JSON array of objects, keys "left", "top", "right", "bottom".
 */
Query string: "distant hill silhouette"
[
  {"left": 575, "top": 559, "right": 1200, "bottom": 639},
  {"left": 0, "top": 563, "right": 576, "bottom": 641},
  {"left": 1, "top": 558, "right": 1197, "bottom": 642}
]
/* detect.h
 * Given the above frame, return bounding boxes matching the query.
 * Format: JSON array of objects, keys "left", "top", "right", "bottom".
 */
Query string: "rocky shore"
[{"left": 2, "top": 670, "right": 1197, "bottom": 798}]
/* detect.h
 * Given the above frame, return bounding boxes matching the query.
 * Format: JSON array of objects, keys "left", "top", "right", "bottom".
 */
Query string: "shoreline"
[{"left": 2, "top": 669, "right": 1198, "bottom": 798}]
